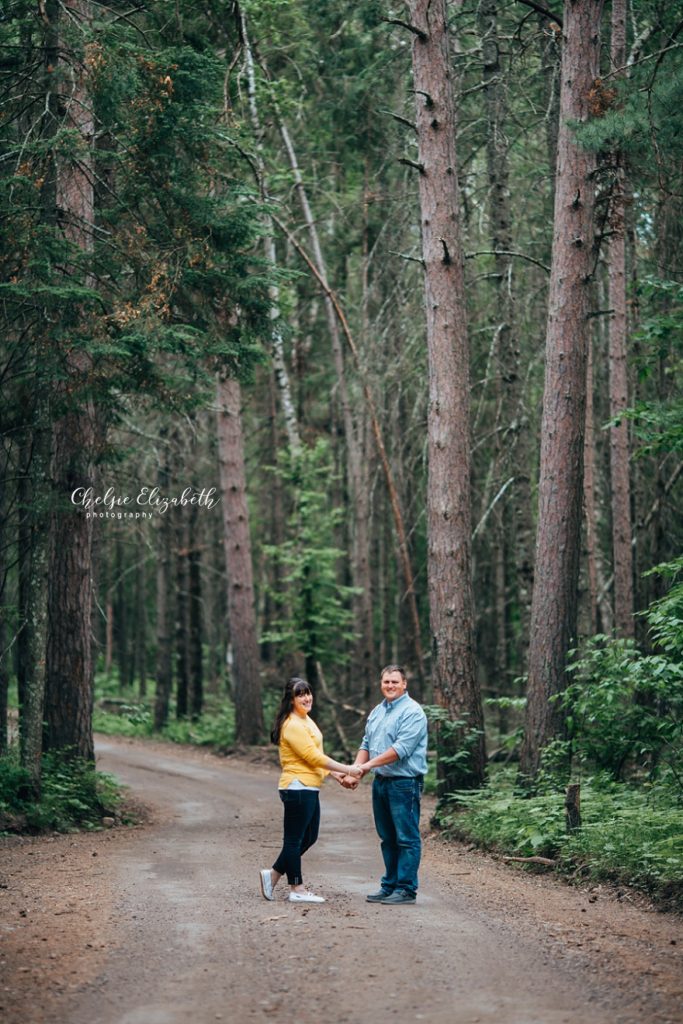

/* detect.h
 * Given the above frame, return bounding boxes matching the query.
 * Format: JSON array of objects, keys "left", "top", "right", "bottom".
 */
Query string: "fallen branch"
[{"left": 502, "top": 855, "right": 557, "bottom": 867}]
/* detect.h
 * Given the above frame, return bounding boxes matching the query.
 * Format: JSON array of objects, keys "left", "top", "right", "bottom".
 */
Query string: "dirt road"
[{"left": 1, "top": 736, "right": 682, "bottom": 1024}]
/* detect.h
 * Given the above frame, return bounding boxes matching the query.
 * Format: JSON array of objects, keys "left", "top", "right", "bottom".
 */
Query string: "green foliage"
[
  {"left": 262, "top": 439, "right": 359, "bottom": 668},
  {"left": 424, "top": 704, "right": 484, "bottom": 784},
  {"left": 158, "top": 706, "right": 235, "bottom": 748},
  {"left": 614, "top": 277, "right": 683, "bottom": 457},
  {"left": 575, "top": 58, "right": 683, "bottom": 168},
  {"left": 93, "top": 696, "right": 236, "bottom": 749},
  {"left": 0, "top": 750, "right": 122, "bottom": 834},
  {"left": 437, "top": 769, "right": 683, "bottom": 908},
  {"left": 0, "top": 1, "right": 273, "bottom": 446},
  {"left": 562, "top": 559, "right": 683, "bottom": 791}
]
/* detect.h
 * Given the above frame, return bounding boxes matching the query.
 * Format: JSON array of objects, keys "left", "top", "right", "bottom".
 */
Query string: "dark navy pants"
[{"left": 272, "top": 789, "right": 320, "bottom": 886}]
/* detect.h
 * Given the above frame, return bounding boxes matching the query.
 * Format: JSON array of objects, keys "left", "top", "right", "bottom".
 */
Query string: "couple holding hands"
[{"left": 260, "top": 665, "right": 428, "bottom": 906}]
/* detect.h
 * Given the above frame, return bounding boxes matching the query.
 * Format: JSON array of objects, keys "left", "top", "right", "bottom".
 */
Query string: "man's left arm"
[
  {"left": 358, "top": 707, "right": 426, "bottom": 776},
  {"left": 389, "top": 707, "right": 427, "bottom": 762}
]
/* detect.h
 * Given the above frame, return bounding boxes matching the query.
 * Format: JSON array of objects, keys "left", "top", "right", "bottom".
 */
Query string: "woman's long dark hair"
[{"left": 271, "top": 677, "right": 312, "bottom": 744}]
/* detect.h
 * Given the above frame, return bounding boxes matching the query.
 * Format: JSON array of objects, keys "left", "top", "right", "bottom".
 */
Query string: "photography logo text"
[{"left": 71, "top": 486, "right": 220, "bottom": 520}]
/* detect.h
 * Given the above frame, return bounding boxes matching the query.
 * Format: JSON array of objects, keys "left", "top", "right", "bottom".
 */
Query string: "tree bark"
[
  {"left": 583, "top": 333, "right": 599, "bottom": 636},
  {"left": 0, "top": 454, "right": 8, "bottom": 755},
  {"left": 153, "top": 442, "right": 174, "bottom": 732},
  {"left": 216, "top": 374, "right": 263, "bottom": 745},
  {"left": 607, "top": 0, "right": 634, "bottom": 638},
  {"left": 239, "top": 10, "right": 302, "bottom": 460},
  {"left": 188, "top": 502, "right": 203, "bottom": 721},
  {"left": 114, "top": 537, "right": 129, "bottom": 691},
  {"left": 477, "top": 0, "right": 534, "bottom": 680},
  {"left": 175, "top": 512, "right": 190, "bottom": 719},
  {"left": 17, "top": 426, "right": 50, "bottom": 791},
  {"left": 134, "top": 531, "right": 148, "bottom": 699},
  {"left": 521, "top": 0, "right": 605, "bottom": 780},
  {"left": 43, "top": 0, "right": 97, "bottom": 761},
  {"left": 408, "top": 0, "right": 486, "bottom": 791}
]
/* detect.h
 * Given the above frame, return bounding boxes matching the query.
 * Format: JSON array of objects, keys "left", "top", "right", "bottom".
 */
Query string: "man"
[{"left": 345, "top": 664, "right": 428, "bottom": 905}]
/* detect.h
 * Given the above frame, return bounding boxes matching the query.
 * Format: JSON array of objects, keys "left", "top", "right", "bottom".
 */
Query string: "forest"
[{"left": 0, "top": 0, "right": 682, "bottom": 900}]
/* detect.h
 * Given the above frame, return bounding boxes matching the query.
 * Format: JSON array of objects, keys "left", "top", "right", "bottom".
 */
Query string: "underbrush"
[
  {"left": 93, "top": 675, "right": 237, "bottom": 748},
  {"left": 0, "top": 749, "right": 123, "bottom": 834},
  {"left": 436, "top": 768, "right": 683, "bottom": 909}
]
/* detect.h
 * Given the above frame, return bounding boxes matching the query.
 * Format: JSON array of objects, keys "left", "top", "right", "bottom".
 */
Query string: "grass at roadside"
[{"left": 435, "top": 768, "right": 683, "bottom": 909}]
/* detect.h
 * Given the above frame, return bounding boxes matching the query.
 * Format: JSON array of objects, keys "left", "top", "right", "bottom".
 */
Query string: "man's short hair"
[{"left": 380, "top": 664, "right": 406, "bottom": 681}]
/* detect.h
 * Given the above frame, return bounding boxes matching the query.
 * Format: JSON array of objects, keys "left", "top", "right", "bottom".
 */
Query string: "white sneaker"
[
  {"left": 260, "top": 869, "right": 274, "bottom": 901},
  {"left": 288, "top": 891, "right": 325, "bottom": 903}
]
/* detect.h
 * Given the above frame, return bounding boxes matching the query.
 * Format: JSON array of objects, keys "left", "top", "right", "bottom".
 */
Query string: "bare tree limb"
[
  {"left": 398, "top": 157, "right": 426, "bottom": 175},
  {"left": 383, "top": 18, "right": 428, "bottom": 42},
  {"left": 465, "top": 249, "right": 550, "bottom": 274},
  {"left": 514, "top": 0, "right": 562, "bottom": 29},
  {"left": 385, "top": 110, "right": 418, "bottom": 133},
  {"left": 388, "top": 249, "right": 426, "bottom": 267},
  {"left": 472, "top": 477, "right": 515, "bottom": 540}
]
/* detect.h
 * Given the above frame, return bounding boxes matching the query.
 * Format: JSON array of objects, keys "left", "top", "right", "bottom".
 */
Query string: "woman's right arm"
[{"left": 283, "top": 718, "right": 361, "bottom": 777}]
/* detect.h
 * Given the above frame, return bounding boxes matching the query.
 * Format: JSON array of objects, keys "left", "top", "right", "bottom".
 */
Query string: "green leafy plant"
[
  {"left": 437, "top": 768, "right": 683, "bottom": 908},
  {"left": 0, "top": 749, "right": 123, "bottom": 834},
  {"left": 563, "top": 559, "right": 683, "bottom": 791}
]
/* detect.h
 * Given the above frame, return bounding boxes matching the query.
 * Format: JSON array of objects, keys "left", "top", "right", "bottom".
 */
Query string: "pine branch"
[
  {"left": 384, "top": 110, "right": 418, "bottom": 133},
  {"left": 382, "top": 18, "right": 428, "bottom": 43},
  {"left": 514, "top": 0, "right": 562, "bottom": 29},
  {"left": 465, "top": 249, "right": 550, "bottom": 274},
  {"left": 388, "top": 250, "right": 425, "bottom": 267},
  {"left": 398, "top": 157, "right": 425, "bottom": 174}
]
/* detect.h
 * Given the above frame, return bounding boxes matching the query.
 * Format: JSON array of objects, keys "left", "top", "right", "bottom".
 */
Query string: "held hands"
[{"left": 340, "top": 763, "right": 366, "bottom": 790}]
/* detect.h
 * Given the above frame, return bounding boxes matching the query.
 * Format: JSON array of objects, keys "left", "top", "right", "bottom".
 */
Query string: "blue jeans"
[
  {"left": 371, "top": 775, "right": 423, "bottom": 896},
  {"left": 272, "top": 789, "right": 320, "bottom": 886}
]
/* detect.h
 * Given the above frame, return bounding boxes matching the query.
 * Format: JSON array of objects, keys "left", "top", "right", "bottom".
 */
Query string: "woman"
[{"left": 260, "top": 677, "right": 361, "bottom": 904}]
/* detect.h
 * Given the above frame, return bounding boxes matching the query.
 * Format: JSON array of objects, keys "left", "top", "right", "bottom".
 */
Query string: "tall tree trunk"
[
  {"left": 583, "top": 332, "right": 599, "bottom": 636},
  {"left": 175, "top": 513, "right": 190, "bottom": 719},
  {"left": 114, "top": 536, "right": 128, "bottom": 691},
  {"left": 0, "top": 453, "right": 8, "bottom": 754},
  {"left": 188, "top": 502, "right": 203, "bottom": 721},
  {"left": 17, "top": 426, "right": 50, "bottom": 791},
  {"left": 477, "top": 0, "right": 534, "bottom": 680},
  {"left": 521, "top": 0, "right": 605, "bottom": 780},
  {"left": 408, "top": 0, "right": 486, "bottom": 791},
  {"left": 607, "top": 0, "right": 634, "bottom": 638},
  {"left": 134, "top": 531, "right": 148, "bottom": 699},
  {"left": 239, "top": 10, "right": 302, "bottom": 459},
  {"left": 43, "top": 0, "right": 96, "bottom": 761},
  {"left": 153, "top": 442, "right": 174, "bottom": 732},
  {"left": 538, "top": 15, "right": 562, "bottom": 208},
  {"left": 216, "top": 374, "right": 263, "bottom": 745}
]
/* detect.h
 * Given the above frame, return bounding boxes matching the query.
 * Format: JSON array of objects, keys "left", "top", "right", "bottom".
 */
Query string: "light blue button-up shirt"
[{"left": 360, "top": 692, "right": 428, "bottom": 778}]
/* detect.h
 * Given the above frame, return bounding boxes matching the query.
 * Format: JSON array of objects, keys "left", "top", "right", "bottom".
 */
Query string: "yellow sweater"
[{"left": 278, "top": 713, "right": 329, "bottom": 789}]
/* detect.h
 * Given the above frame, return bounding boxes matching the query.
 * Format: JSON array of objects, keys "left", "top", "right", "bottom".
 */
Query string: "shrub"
[
  {"left": 0, "top": 748, "right": 123, "bottom": 834},
  {"left": 438, "top": 769, "right": 683, "bottom": 907},
  {"left": 562, "top": 559, "right": 683, "bottom": 791}
]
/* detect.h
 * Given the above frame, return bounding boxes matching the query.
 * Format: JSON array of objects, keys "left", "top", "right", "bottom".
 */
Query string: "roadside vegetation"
[
  {"left": 0, "top": 745, "right": 122, "bottom": 834},
  {"left": 435, "top": 561, "right": 683, "bottom": 908}
]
